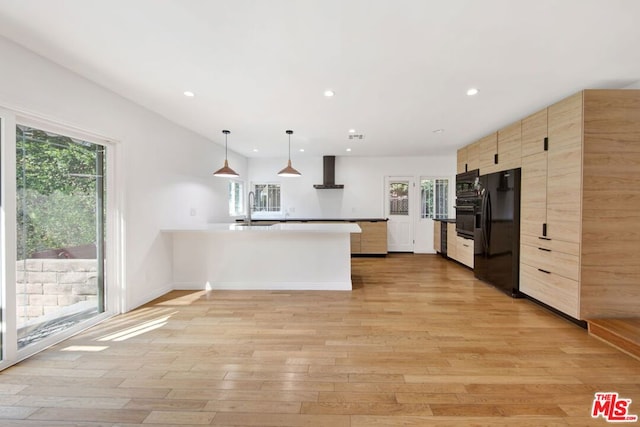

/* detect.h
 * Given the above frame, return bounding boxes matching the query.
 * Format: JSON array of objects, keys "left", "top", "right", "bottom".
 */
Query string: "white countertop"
[{"left": 162, "top": 223, "right": 362, "bottom": 233}]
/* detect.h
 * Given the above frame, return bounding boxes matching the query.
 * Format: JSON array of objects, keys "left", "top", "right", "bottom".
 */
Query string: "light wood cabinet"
[
  {"left": 520, "top": 152, "right": 547, "bottom": 237},
  {"left": 521, "top": 108, "right": 547, "bottom": 157},
  {"left": 350, "top": 231, "right": 362, "bottom": 254},
  {"left": 433, "top": 221, "right": 442, "bottom": 253},
  {"left": 465, "top": 140, "right": 481, "bottom": 172},
  {"left": 454, "top": 89, "right": 640, "bottom": 320},
  {"left": 446, "top": 222, "right": 457, "bottom": 260},
  {"left": 462, "top": 132, "right": 498, "bottom": 175},
  {"left": 358, "top": 221, "right": 388, "bottom": 255},
  {"left": 519, "top": 89, "right": 640, "bottom": 320},
  {"left": 497, "top": 121, "right": 522, "bottom": 171},
  {"left": 478, "top": 132, "right": 498, "bottom": 174},
  {"left": 455, "top": 235, "right": 474, "bottom": 268},
  {"left": 456, "top": 147, "right": 468, "bottom": 173}
]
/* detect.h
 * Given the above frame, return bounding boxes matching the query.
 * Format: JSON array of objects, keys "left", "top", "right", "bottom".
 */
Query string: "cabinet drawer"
[
  {"left": 521, "top": 244, "right": 579, "bottom": 281},
  {"left": 456, "top": 236, "right": 474, "bottom": 268},
  {"left": 520, "top": 234, "right": 580, "bottom": 257},
  {"left": 520, "top": 264, "right": 579, "bottom": 318}
]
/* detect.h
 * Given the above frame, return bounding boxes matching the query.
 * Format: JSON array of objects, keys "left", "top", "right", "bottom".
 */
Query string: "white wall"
[
  {"left": 0, "top": 36, "right": 247, "bottom": 310},
  {"left": 248, "top": 155, "right": 456, "bottom": 253}
]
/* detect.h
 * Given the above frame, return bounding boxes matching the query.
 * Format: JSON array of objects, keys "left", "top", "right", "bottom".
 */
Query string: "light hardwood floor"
[{"left": 1, "top": 254, "right": 639, "bottom": 426}]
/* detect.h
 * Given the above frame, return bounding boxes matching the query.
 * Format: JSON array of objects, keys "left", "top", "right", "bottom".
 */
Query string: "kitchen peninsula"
[
  {"left": 239, "top": 218, "right": 388, "bottom": 255},
  {"left": 164, "top": 222, "right": 361, "bottom": 291}
]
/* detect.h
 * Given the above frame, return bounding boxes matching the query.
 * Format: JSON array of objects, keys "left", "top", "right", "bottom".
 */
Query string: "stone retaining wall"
[{"left": 16, "top": 259, "right": 98, "bottom": 324}]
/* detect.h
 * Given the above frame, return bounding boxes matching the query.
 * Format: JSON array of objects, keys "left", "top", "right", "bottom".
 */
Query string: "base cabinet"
[{"left": 351, "top": 221, "right": 387, "bottom": 255}]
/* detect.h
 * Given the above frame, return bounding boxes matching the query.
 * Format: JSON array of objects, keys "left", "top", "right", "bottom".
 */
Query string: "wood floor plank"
[{"left": 0, "top": 253, "right": 638, "bottom": 425}]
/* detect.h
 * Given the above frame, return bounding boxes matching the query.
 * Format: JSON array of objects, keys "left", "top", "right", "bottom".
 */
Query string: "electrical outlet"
[
  {"left": 190, "top": 208, "right": 197, "bottom": 216},
  {"left": 289, "top": 207, "right": 295, "bottom": 213}
]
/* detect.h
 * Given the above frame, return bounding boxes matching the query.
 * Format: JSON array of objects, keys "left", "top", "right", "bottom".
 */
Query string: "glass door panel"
[{"left": 15, "top": 125, "right": 105, "bottom": 349}]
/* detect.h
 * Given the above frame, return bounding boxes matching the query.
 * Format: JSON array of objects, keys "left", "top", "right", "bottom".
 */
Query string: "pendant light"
[
  {"left": 277, "top": 130, "right": 302, "bottom": 177},
  {"left": 213, "top": 129, "right": 239, "bottom": 177}
]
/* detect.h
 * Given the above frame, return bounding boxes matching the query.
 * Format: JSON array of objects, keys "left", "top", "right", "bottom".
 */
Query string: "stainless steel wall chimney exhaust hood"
[{"left": 313, "top": 156, "right": 344, "bottom": 189}]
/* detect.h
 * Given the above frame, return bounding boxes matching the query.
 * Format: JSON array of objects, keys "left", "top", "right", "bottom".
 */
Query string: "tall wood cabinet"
[
  {"left": 457, "top": 89, "right": 640, "bottom": 320},
  {"left": 518, "top": 90, "right": 640, "bottom": 319}
]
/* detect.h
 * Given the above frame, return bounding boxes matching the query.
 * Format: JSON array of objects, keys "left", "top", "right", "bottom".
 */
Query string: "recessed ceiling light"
[
  {"left": 346, "top": 148, "right": 352, "bottom": 152},
  {"left": 252, "top": 148, "right": 259, "bottom": 152},
  {"left": 183, "top": 91, "right": 195, "bottom": 97},
  {"left": 348, "top": 129, "right": 356, "bottom": 133},
  {"left": 433, "top": 129, "right": 445, "bottom": 134},
  {"left": 324, "top": 90, "right": 335, "bottom": 97},
  {"left": 466, "top": 88, "right": 479, "bottom": 96},
  {"left": 299, "top": 148, "right": 305, "bottom": 152}
]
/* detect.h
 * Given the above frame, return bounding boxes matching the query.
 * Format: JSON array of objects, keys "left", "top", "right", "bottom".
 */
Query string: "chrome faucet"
[{"left": 247, "top": 191, "right": 255, "bottom": 225}]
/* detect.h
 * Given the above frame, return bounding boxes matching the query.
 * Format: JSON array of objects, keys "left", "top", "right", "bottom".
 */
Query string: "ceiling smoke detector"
[{"left": 348, "top": 134, "right": 365, "bottom": 140}]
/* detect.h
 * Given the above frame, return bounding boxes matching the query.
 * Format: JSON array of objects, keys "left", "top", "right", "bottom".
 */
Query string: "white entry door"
[{"left": 385, "top": 176, "right": 415, "bottom": 252}]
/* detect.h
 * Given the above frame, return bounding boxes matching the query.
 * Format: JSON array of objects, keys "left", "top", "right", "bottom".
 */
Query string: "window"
[
  {"left": 228, "top": 180, "right": 244, "bottom": 216},
  {"left": 253, "top": 183, "right": 281, "bottom": 213},
  {"left": 421, "top": 178, "right": 449, "bottom": 219}
]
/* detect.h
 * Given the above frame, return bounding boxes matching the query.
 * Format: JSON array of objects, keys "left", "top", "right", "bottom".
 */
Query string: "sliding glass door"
[{"left": 15, "top": 124, "right": 106, "bottom": 349}]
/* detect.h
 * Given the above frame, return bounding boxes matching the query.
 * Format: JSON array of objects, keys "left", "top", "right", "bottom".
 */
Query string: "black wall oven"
[{"left": 455, "top": 169, "right": 480, "bottom": 238}]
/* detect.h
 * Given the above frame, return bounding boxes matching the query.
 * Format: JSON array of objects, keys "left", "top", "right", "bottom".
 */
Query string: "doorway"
[{"left": 385, "top": 176, "right": 415, "bottom": 252}]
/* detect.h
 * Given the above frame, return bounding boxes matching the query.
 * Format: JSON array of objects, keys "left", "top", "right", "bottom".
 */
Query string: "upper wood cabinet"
[
  {"left": 478, "top": 132, "right": 498, "bottom": 174},
  {"left": 465, "top": 140, "right": 481, "bottom": 171},
  {"left": 458, "top": 127, "right": 521, "bottom": 175},
  {"left": 521, "top": 108, "right": 548, "bottom": 157},
  {"left": 456, "top": 146, "right": 468, "bottom": 174},
  {"left": 496, "top": 121, "right": 522, "bottom": 170}
]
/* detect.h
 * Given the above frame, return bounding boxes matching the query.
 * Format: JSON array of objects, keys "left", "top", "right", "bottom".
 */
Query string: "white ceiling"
[{"left": 0, "top": 0, "right": 639, "bottom": 158}]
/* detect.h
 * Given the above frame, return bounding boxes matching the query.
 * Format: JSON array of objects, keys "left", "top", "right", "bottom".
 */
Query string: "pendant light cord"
[{"left": 286, "top": 129, "right": 293, "bottom": 162}]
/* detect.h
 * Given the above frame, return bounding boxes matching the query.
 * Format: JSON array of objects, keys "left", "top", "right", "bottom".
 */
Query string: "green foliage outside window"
[{"left": 16, "top": 126, "right": 104, "bottom": 259}]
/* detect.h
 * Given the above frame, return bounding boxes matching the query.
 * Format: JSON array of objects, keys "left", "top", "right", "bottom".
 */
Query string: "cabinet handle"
[
  {"left": 544, "top": 137, "right": 549, "bottom": 151},
  {"left": 494, "top": 153, "right": 498, "bottom": 164},
  {"left": 542, "top": 223, "right": 547, "bottom": 237},
  {"left": 538, "top": 236, "right": 551, "bottom": 241},
  {"left": 538, "top": 247, "right": 551, "bottom": 252},
  {"left": 463, "top": 244, "right": 469, "bottom": 248},
  {"left": 538, "top": 268, "right": 551, "bottom": 274}
]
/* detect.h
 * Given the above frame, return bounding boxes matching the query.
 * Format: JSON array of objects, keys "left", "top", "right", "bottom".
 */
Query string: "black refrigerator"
[{"left": 474, "top": 168, "right": 521, "bottom": 297}]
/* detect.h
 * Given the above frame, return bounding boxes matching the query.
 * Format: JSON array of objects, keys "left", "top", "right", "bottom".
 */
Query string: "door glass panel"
[
  {"left": 16, "top": 125, "right": 105, "bottom": 349},
  {"left": 388, "top": 181, "right": 409, "bottom": 215}
]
